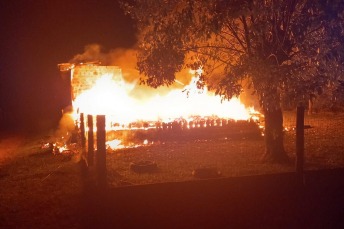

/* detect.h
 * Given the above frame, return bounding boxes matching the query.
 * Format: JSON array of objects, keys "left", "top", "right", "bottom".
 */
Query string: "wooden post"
[
  {"left": 87, "top": 115, "right": 94, "bottom": 166},
  {"left": 96, "top": 115, "right": 107, "bottom": 187},
  {"left": 189, "top": 121, "right": 193, "bottom": 129},
  {"left": 80, "top": 113, "right": 86, "bottom": 149},
  {"left": 308, "top": 98, "right": 312, "bottom": 115},
  {"left": 216, "top": 119, "right": 221, "bottom": 127},
  {"left": 296, "top": 106, "right": 304, "bottom": 173},
  {"left": 206, "top": 120, "right": 210, "bottom": 128},
  {"left": 183, "top": 121, "right": 188, "bottom": 130}
]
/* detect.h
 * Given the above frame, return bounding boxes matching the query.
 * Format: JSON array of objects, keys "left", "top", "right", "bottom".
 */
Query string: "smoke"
[
  {"left": 54, "top": 106, "right": 75, "bottom": 139},
  {"left": 70, "top": 44, "right": 103, "bottom": 64},
  {"left": 69, "top": 44, "right": 194, "bottom": 102}
]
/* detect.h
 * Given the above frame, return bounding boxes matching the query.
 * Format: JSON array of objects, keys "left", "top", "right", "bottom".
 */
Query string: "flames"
[
  {"left": 73, "top": 71, "right": 256, "bottom": 124},
  {"left": 68, "top": 67, "right": 261, "bottom": 150},
  {"left": 73, "top": 73, "right": 138, "bottom": 126}
]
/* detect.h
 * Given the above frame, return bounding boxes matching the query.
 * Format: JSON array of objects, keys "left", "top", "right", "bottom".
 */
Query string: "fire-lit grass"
[
  {"left": 107, "top": 138, "right": 296, "bottom": 186},
  {"left": 284, "top": 111, "right": 344, "bottom": 170},
  {"left": 106, "top": 111, "right": 344, "bottom": 186},
  {"left": 1, "top": 112, "right": 344, "bottom": 228},
  {"left": 0, "top": 133, "right": 81, "bottom": 229}
]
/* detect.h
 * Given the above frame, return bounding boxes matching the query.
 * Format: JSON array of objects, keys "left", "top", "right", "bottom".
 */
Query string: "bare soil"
[{"left": 0, "top": 111, "right": 344, "bottom": 228}]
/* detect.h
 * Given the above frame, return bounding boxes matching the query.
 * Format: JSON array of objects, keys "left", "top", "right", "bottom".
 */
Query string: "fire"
[
  {"left": 65, "top": 66, "right": 262, "bottom": 151},
  {"left": 106, "top": 139, "right": 124, "bottom": 150},
  {"left": 106, "top": 139, "right": 151, "bottom": 150},
  {"left": 73, "top": 73, "right": 138, "bottom": 125},
  {"left": 72, "top": 70, "right": 257, "bottom": 126}
]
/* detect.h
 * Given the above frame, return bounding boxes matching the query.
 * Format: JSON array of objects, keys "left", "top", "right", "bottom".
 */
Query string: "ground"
[
  {"left": 0, "top": 132, "right": 82, "bottom": 229},
  {"left": 0, "top": 111, "right": 344, "bottom": 228},
  {"left": 106, "top": 111, "right": 344, "bottom": 185}
]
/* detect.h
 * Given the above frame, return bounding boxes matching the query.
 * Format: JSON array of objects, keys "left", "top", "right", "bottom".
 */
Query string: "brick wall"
[{"left": 71, "top": 65, "right": 122, "bottom": 101}]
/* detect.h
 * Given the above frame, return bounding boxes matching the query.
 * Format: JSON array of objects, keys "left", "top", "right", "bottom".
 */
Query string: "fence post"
[
  {"left": 296, "top": 106, "right": 304, "bottom": 173},
  {"left": 87, "top": 115, "right": 94, "bottom": 166},
  {"left": 80, "top": 113, "right": 86, "bottom": 149},
  {"left": 96, "top": 115, "right": 107, "bottom": 187}
]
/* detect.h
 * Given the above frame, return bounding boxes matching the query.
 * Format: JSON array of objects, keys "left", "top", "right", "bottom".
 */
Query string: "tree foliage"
[
  {"left": 122, "top": 0, "right": 344, "bottom": 162},
  {"left": 123, "top": 0, "right": 344, "bottom": 109}
]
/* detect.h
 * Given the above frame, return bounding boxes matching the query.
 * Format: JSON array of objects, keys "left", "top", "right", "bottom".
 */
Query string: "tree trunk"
[
  {"left": 261, "top": 107, "right": 289, "bottom": 163},
  {"left": 308, "top": 96, "right": 313, "bottom": 115}
]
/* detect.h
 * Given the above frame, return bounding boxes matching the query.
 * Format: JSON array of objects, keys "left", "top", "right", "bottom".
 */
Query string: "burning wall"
[{"left": 71, "top": 65, "right": 122, "bottom": 101}]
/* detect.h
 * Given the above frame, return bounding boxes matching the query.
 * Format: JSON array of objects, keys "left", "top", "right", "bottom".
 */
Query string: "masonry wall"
[{"left": 71, "top": 65, "right": 122, "bottom": 101}]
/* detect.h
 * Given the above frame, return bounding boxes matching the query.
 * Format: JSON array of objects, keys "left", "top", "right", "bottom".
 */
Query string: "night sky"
[{"left": 0, "top": 0, "right": 136, "bottom": 130}]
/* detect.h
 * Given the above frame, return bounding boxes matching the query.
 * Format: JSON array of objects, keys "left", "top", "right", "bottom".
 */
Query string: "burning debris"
[{"left": 41, "top": 133, "right": 80, "bottom": 155}]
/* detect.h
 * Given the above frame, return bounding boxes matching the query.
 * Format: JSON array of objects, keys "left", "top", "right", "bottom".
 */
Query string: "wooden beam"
[
  {"left": 80, "top": 113, "right": 86, "bottom": 149},
  {"left": 96, "top": 115, "right": 107, "bottom": 187},
  {"left": 87, "top": 115, "right": 94, "bottom": 166}
]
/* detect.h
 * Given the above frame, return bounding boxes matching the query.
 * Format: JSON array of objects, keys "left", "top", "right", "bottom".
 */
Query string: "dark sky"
[{"left": 0, "top": 0, "right": 136, "bottom": 130}]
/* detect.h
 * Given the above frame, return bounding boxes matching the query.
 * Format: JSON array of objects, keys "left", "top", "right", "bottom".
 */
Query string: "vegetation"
[{"left": 122, "top": 0, "right": 344, "bottom": 162}]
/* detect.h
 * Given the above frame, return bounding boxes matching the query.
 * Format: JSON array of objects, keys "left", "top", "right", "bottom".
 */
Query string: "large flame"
[
  {"left": 72, "top": 71, "right": 255, "bottom": 125},
  {"left": 73, "top": 73, "right": 138, "bottom": 125},
  {"left": 69, "top": 69, "right": 261, "bottom": 150}
]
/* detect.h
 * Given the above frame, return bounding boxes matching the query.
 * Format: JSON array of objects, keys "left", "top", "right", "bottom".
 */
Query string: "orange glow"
[
  {"left": 68, "top": 67, "right": 262, "bottom": 150},
  {"left": 72, "top": 69, "right": 260, "bottom": 127}
]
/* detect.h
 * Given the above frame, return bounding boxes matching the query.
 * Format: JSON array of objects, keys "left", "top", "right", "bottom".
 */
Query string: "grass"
[
  {"left": 107, "top": 138, "right": 295, "bottom": 186},
  {"left": 0, "top": 132, "right": 82, "bottom": 229},
  {"left": 106, "top": 111, "right": 344, "bottom": 186},
  {"left": 1, "top": 111, "right": 344, "bottom": 228},
  {"left": 284, "top": 111, "right": 344, "bottom": 170}
]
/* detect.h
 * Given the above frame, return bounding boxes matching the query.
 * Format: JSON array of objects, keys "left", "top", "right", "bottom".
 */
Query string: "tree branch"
[
  {"left": 183, "top": 45, "right": 245, "bottom": 53},
  {"left": 186, "top": 50, "right": 233, "bottom": 66},
  {"left": 241, "top": 16, "right": 252, "bottom": 55},
  {"left": 226, "top": 23, "right": 247, "bottom": 52}
]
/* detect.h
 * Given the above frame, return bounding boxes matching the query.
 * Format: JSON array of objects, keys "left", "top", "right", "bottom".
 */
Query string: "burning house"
[{"left": 56, "top": 62, "right": 262, "bottom": 152}]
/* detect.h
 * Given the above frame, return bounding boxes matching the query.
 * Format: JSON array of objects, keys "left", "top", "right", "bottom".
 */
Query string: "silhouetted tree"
[{"left": 123, "top": 0, "right": 344, "bottom": 163}]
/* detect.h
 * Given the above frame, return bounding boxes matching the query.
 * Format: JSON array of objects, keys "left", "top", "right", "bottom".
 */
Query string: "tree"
[{"left": 122, "top": 0, "right": 344, "bottom": 163}]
